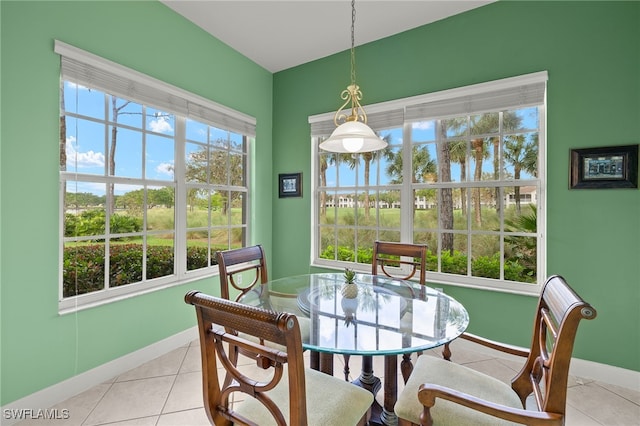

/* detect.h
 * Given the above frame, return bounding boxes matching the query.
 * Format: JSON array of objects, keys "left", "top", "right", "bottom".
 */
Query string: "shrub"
[
  {"left": 64, "top": 210, "right": 142, "bottom": 238},
  {"left": 110, "top": 214, "right": 143, "bottom": 235},
  {"left": 471, "top": 253, "right": 500, "bottom": 279},
  {"left": 441, "top": 250, "right": 467, "bottom": 274},
  {"left": 147, "top": 245, "right": 175, "bottom": 279},
  {"left": 187, "top": 246, "right": 211, "bottom": 270},
  {"left": 63, "top": 245, "right": 105, "bottom": 297},
  {"left": 63, "top": 244, "right": 215, "bottom": 297},
  {"left": 319, "top": 245, "right": 373, "bottom": 264}
]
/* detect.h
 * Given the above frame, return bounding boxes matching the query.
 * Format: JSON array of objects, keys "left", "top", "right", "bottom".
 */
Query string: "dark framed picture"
[
  {"left": 570, "top": 144, "right": 638, "bottom": 189},
  {"left": 279, "top": 172, "right": 302, "bottom": 198}
]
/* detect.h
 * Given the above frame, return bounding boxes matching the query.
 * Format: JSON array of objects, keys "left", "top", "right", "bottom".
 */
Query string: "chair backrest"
[
  {"left": 511, "top": 275, "right": 597, "bottom": 415},
  {"left": 372, "top": 241, "right": 427, "bottom": 284},
  {"left": 216, "top": 245, "right": 268, "bottom": 301},
  {"left": 185, "top": 290, "right": 307, "bottom": 426}
]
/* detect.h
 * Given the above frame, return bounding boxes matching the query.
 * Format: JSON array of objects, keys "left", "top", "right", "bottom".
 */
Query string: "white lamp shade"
[{"left": 319, "top": 121, "right": 388, "bottom": 153}]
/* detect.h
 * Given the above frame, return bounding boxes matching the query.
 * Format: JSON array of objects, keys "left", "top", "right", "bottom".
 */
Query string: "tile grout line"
[
  {"left": 80, "top": 380, "right": 116, "bottom": 426},
  {"left": 154, "top": 345, "right": 192, "bottom": 425}
]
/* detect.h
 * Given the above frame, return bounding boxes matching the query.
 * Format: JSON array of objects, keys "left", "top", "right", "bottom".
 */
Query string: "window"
[
  {"left": 56, "top": 41, "right": 255, "bottom": 312},
  {"left": 311, "top": 72, "right": 546, "bottom": 294}
]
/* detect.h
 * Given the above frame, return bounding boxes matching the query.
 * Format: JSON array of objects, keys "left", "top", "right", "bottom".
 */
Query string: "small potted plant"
[
  {"left": 341, "top": 268, "right": 358, "bottom": 299},
  {"left": 341, "top": 268, "right": 358, "bottom": 326}
]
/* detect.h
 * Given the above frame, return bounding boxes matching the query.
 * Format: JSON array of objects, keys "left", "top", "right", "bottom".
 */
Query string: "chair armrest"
[
  {"left": 418, "top": 384, "right": 563, "bottom": 426},
  {"left": 460, "top": 332, "right": 529, "bottom": 358}
]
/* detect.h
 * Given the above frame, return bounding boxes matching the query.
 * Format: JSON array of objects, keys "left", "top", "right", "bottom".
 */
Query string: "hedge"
[{"left": 63, "top": 244, "right": 216, "bottom": 297}]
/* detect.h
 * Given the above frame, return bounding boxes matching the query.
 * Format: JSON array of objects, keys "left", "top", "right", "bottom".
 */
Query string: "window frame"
[
  {"left": 56, "top": 41, "right": 255, "bottom": 313},
  {"left": 310, "top": 72, "right": 547, "bottom": 295}
]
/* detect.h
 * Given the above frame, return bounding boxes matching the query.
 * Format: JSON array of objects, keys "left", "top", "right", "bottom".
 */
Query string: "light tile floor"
[{"left": 15, "top": 340, "right": 640, "bottom": 426}]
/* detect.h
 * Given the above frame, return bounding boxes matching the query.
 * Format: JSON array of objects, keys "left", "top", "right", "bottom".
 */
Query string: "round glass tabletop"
[{"left": 239, "top": 272, "right": 469, "bottom": 356}]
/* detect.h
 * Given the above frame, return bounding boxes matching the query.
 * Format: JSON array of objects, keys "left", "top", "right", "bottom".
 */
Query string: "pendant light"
[{"left": 319, "top": 0, "right": 387, "bottom": 154}]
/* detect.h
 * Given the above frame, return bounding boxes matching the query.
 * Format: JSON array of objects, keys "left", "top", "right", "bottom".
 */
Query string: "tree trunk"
[
  {"left": 320, "top": 158, "right": 327, "bottom": 217},
  {"left": 472, "top": 138, "right": 484, "bottom": 226},
  {"left": 438, "top": 123, "right": 454, "bottom": 254},
  {"left": 363, "top": 154, "right": 371, "bottom": 219},
  {"left": 514, "top": 166, "right": 522, "bottom": 214}
]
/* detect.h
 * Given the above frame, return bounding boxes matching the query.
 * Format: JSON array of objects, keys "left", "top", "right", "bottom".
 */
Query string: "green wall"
[
  {"left": 272, "top": 1, "right": 639, "bottom": 371},
  {"left": 0, "top": 1, "right": 272, "bottom": 405},
  {"left": 1, "top": 0, "right": 638, "bottom": 408}
]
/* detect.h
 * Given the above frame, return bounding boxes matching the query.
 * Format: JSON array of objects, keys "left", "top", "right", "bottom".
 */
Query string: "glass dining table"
[{"left": 238, "top": 272, "right": 469, "bottom": 426}]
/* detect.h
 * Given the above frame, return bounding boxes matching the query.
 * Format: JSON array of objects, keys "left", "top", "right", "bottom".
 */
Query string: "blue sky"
[
  {"left": 65, "top": 82, "right": 538, "bottom": 197},
  {"left": 325, "top": 107, "right": 539, "bottom": 188},
  {"left": 64, "top": 82, "right": 242, "bottom": 196}
]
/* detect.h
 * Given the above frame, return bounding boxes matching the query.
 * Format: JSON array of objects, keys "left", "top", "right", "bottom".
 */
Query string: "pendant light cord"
[{"left": 350, "top": 0, "right": 356, "bottom": 87}]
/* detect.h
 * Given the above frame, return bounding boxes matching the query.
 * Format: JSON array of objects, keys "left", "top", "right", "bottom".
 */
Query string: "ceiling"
[{"left": 160, "top": 1, "right": 494, "bottom": 73}]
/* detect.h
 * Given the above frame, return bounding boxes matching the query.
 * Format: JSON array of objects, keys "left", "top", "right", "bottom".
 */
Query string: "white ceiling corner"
[{"left": 160, "top": 1, "right": 494, "bottom": 73}]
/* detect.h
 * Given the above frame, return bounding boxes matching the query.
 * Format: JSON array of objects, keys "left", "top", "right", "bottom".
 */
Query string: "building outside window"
[
  {"left": 56, "top": 41, "right": 255, "bottom": 312},
  {"left": 311, "top": 72, "right": 546, "bottom": 294}
]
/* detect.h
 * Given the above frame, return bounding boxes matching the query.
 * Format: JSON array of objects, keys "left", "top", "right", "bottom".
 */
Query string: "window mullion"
[
  {"left": 401, "top": 121, "right": 413, "bottom": 243},
  {"left": 174, "top": 117, "right": 187, "bottom": 278},
  {"left": 311, "top": 73, "right": 545, "bottom": 293}
]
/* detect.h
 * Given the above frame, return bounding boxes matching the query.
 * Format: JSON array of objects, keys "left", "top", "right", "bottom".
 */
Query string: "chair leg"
[
  {"left": 310, "top": 350, "right": 320, "bottom": 370},
  {"left": 401, "top": 353, "right": 413, "bottom": 384},
  {"left": 343, "top": 354, "right": 351, "bottom": 381},
  {"left": 442, "top": 342, "right": 451, "bottom": 361}
]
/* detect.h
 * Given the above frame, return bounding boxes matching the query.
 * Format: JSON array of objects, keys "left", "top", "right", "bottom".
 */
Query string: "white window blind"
[
  {"left": 405, "top": 81, "right": 546, "bottom": 122},
  {"left": 55, "top": 40, "right": 256, "bottom": 136},
  {"left": 310, "top": 108, "right": 404, "bottom": 137},
  {"left": 309, "top": 71, "right": 547, "bottom": 133}
]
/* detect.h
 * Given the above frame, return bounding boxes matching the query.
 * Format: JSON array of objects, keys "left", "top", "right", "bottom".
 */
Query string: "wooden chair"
[
  {"left": 394, "top": 275, "right": 597, "bottom": 426},
  {"left": 343, "top": 241, "right": 429, "bottom": 383},
  {"left": 217, "top": 244, "right": 317, "bottom": 365},
  {"left": 216, "top": 245, "right": 268, "bottom": 302},
  {"left": 371, "top": 241, "right": 458, "bottom": 364},
  {"left": 185, "top": 291, "right": 373, "bottom": 426},
  {"left": 372, "top": 241, "right": 427, "bottom": 284}
]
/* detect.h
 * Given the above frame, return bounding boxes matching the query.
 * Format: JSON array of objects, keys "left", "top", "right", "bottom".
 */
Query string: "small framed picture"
[
  {"left": 570, "top": 144, "right": 638, "bottom": 189},
  {"left": 279, "top": 172, "right": 302, "bottom": 198}
]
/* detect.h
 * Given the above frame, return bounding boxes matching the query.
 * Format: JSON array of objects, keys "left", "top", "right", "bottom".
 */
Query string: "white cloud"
[
  {"left": 149, "top": 116, "right": 173, "bottom": 133},
  {"left": 66, "top": 137, "right": 105, "bottom": 168},
  {"left": 412, "top": 121, "right": 434, "bottom": 130},
  {"left": 156, "top": 162, "right": 174, "bottom": 176},
  {"left": 65, "top": 81, "right": 89, "bottom": 90}
]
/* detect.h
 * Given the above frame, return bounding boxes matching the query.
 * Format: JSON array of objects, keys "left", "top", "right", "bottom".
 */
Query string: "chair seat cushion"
[
  {"left": 394, "top": 355, "right": 523, "bottom": 426},
  {"left": 236, "top": 367, "right": 373, "bottom": 425}
]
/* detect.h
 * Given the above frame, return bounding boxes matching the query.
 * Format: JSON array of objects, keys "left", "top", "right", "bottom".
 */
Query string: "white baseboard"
[
  {"left": 0, "top": 327, "right": 198, "bottom": 426},
  {"left": 452, "top": 338, "right": 640, "bottom": 392}
]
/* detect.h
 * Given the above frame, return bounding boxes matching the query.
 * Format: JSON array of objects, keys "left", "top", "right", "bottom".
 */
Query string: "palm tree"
[
  {"left": 448, "top": 139, "right": 467, "bottom": 214},
  {"left": 413, "top": 145, "right": 437, "bottom": 182},
  {"left": 384, "top": 147, "right": 403, "bottom": 184},
  {"left": 384, "top": 145, "right": 435, "bottom": 184},
  {"left": 436, "top": 121, "right": 454, "bottom": 254},
  {"left": 469, "top": 130, "right": 491, "bottom": 226},
  {"left": 504, "top": 133, "right": 538, "bottom": 214},
  {"left": 467, "top": 112, "right": 523, "bottom": 226},
  {"left": 107, "top": 98, "right": 132, "bottom": 214},
  {"left": 504, "top": 203, "right": 537, "bottom": 279},
  {"left": 339, "top": 133, "right": 394, "bottom": 220},
  {"left": 496, "top": 112, "right": 524, "bottom": 215},
  {"left": 441, "top": 118, "right": 467, "bottom": 215},
  {"left": 318, "top": 152, "right": 337, "bottom": 217}
]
